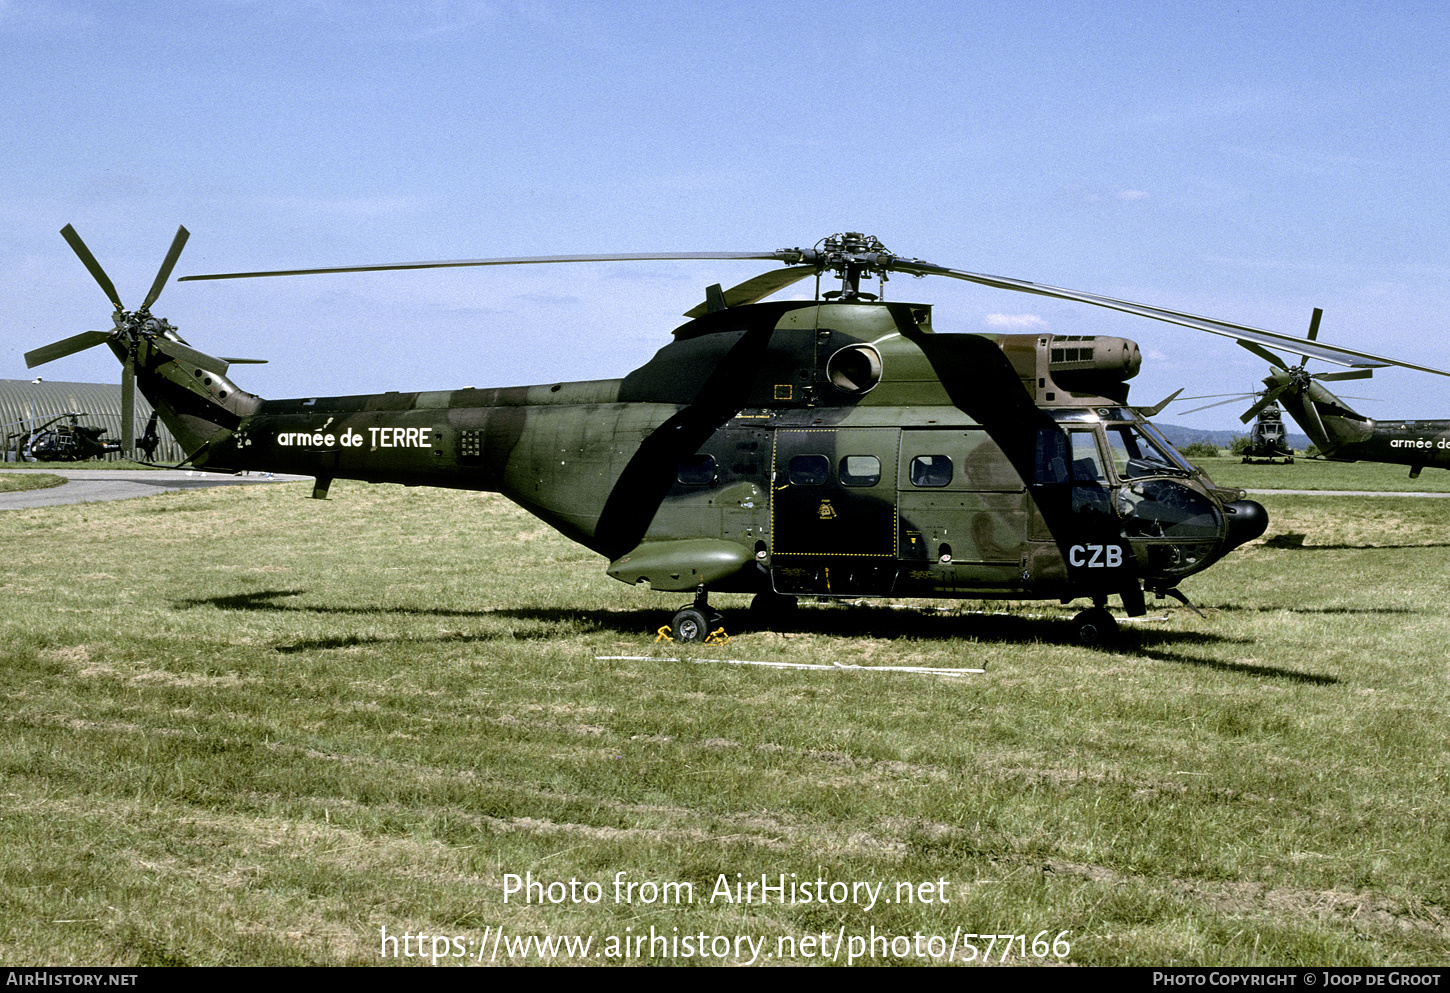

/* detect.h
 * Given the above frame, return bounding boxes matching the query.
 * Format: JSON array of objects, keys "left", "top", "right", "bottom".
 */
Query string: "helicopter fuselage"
[{"left": 139, "top": 299, "right": 1266, "bottom": 616}]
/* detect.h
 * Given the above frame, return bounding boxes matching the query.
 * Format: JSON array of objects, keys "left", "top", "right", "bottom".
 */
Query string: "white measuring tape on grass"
[{"left": 597, "top": 656, "right": 984, "bottom": 676}]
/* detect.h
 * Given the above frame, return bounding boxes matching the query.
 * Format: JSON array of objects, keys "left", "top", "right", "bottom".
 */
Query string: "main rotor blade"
[
  {"left": 140, "top": 226, "right": 190, "bottom": 311},
  {"left": 61, "top": 225, "right": 123, "bottom": 310},
  {"left": 683, "top": 266, "right": 817, "bottom": 317},
  {"left": 887, "top": 258, "right": 1450, "bottom": 377},
  {"left": 151, "top": 337, "right": 230, "bottom": 376},
  {"left": 24, "top": 330, "right": 111, "bottom": 369},
  {"left": 180, "top": 250, "right": 799, "bottom": 282},
  {"left": 121, "top": 359, "right": 135, "bottom": 452}
]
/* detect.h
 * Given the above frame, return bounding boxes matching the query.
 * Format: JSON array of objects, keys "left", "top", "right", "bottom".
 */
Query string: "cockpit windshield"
[{"left": 1106, "top": 419, "right": 1192, "bottom": 478}]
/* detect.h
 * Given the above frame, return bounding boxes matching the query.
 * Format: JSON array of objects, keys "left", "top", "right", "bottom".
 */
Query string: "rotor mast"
[{"left": 812, "top": 232, "right": 898, "bottom": 301}]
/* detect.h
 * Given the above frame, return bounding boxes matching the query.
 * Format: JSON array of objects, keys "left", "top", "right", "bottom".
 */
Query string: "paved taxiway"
[{"left": 0, "top": 469, "right": 311, "bottom": 509}]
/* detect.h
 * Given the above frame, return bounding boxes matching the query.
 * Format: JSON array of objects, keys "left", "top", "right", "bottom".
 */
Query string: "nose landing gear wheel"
[{"left": 1072, "top": 607, "right": 1118, "bottom": 647}]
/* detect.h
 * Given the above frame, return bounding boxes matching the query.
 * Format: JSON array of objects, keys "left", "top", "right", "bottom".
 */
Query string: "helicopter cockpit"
[{"left": 1047, "top": 407, "right": 1265, "bottom": 585}]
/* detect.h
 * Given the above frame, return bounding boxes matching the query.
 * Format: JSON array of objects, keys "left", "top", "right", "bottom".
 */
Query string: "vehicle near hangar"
[{"left": 28, "top": 229, "right": 1449, "bottom": 644}]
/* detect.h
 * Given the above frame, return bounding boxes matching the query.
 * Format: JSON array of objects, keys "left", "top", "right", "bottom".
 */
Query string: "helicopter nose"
[{"left": 1222, "top": 499, "right": 1268, "bottom": 552}]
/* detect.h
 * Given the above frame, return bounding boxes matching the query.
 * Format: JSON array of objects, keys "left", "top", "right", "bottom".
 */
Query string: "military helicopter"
[
  {"left": 1240, "top": 402, "right": 1295, "bottom": 464},
  {"left": 1194, "top": 309, "right": 1450, "bottom": 477},
  {"left": 1179, "top": 393, "right": 1297, "bottom": 464},
  {"left": 25, "top": 228, "right": 1450, "bottom": 645},
  {"left": 3, "top": 411, "right": 121, "bottom": 462}
]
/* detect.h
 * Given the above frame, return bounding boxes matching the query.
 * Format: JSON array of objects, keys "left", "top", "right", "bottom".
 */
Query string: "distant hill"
[{"left": 1153, "top": 422, "right": 1311, "bottom": 452}]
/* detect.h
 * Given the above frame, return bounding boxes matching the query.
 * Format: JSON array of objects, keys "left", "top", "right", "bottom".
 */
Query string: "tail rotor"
[
  {"left": 1224, "top": 309, "right": 1378, "bottom": 447},
  {"left": 24, "top": 224, "right": 239, "bottom": 456}
]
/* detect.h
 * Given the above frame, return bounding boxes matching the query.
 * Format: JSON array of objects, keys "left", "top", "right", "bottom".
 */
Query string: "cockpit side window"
[{"left": 1069, "top": 430, "right": 1108, "bottom": 484}]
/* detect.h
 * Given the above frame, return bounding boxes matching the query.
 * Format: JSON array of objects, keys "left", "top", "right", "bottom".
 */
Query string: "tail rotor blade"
[
  {"left": 61, "top": 225, "right": 124, "bottom": 310},
  {"left": 1306, "top": 307, "right": 1323, "bottom": 342},
  {"left": 1241, "top": 387, "right": 1287, "bottom": 424},
  {"left": 140, "top": 226, "right": 190, "bottom": 311},
  {"left": 1303, "top": 394, "right": 1329, "bottom": 443},
  {"left": 25, "top": 330, "right": 112, "bottom": 369},
  {"left": 1236, "top": 339, "right": 1290, "bottom": 370},
  {"left": 121, "top": 359, "right": 135, "bottom": 452},
  {"left": 1314, "top": 368, "right": 1374, "bottom": 382},
  {"left": 151, "top": 337, "right": 230, "bottom": 376}
]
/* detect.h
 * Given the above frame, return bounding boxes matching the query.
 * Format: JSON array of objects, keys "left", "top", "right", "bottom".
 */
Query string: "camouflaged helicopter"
[
  {"left": 26, "top": 228, "right": 1450, "bottom": 645},
  {"left": 1234, "top": 312, "right": 1450, "bottom": 477}
]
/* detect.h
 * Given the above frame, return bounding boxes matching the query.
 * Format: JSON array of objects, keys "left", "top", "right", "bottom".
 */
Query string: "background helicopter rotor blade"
[
  {"left": 60, "top": 224, "right": 124, "bottom": 310},
  {"left": 24, "top": 330, "right": 112, "bottom": 369},
  {"left": 140, "top": 226, "right": 190, "bottom": 311},
  {"left": 1306, "top": 307, "right": 1323, "bottom": 342},
  {"left": 121, "top": 359, "right": 135, "bottom": 452},
  {"left": 1302, "top": 394, "right": 1329, "bottom": 441},
  {"left": 1181, "top": 394, "right": 1257, "bottom": 415}
]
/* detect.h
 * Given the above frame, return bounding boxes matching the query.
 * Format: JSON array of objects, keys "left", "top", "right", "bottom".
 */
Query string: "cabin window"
[
  {"left": 1035, "top": 429, "right": 1069, "bottom": 484},
  {"left": 677, "top": 454, "right": 717, "bottom": 485},
  {"left": 909, "top": 455, "right": 953, "bottom": 487},
  {"left": 838, "top": 455, "right": 881, "bottom": 487},
  {"left": 787, "top": 454, "right": 831, "bottom": 486}
]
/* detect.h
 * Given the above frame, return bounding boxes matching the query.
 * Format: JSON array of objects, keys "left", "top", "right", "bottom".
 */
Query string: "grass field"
[
  {"left": 2, "top": 468, "right": 1448, "bottom": 967},
  {"left": 0, "top": 472, "right": 64, "bottom": 493},
  {"left": 1197, "top": 456, "right": 1450, "bottom": 494}
]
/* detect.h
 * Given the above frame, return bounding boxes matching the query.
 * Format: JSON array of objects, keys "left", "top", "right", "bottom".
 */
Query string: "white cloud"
[{"left": 985, "top": 313, "right": 1047, "bottom": 329}]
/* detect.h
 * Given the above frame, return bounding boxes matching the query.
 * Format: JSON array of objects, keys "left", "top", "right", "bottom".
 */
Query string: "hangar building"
[{"left": 0, "top": 378, "right": 185, "bottom": 462}]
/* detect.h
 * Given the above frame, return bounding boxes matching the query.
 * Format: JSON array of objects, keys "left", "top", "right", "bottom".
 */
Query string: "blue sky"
[{"left": 6, "top": 0, "right": 1450, "bottom": 432}]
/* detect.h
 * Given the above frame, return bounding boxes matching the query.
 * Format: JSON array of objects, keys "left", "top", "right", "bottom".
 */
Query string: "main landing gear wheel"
[
  {"left": 671, "top": 607, "right": 709, "bottom": 643},
  {"left": 1072, "top": 607, "right": 1118, "bottom": 647}
]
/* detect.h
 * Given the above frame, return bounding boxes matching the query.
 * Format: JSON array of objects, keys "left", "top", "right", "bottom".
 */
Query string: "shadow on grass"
[
  {"left": 1262, "top": 532, "right": 1450, "bottom": 551},
  {"left": 1207, "top": 604, "right": 1422, "bottom": 615},
  {"left": 1127, "top": 644, "right": 1341, "bottom": 684},
  {"left": 176, "top": 588, "right": 1341, "bottom": 682}
]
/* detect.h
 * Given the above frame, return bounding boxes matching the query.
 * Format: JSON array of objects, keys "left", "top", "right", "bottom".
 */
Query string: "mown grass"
[
  {"left": 1193, "top": 455, "right": 1450, "bottom": 493},
  {"left": 1, "top": 479, "right": 1447, "bottom": 966},
  {"left": 0, "top": 472, "right": 65, "bottom": 492}
]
